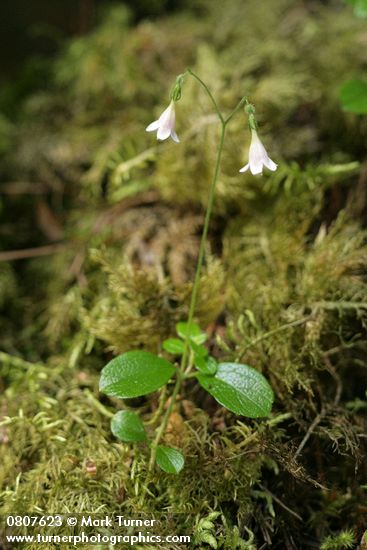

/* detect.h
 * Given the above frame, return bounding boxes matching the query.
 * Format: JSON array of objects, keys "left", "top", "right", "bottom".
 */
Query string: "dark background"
[
  {"left": 0, "top": 0, "right": 191, "bottom": 90},
  {"left": 0, "top": 0, "right": 338, "bottom": 109}
]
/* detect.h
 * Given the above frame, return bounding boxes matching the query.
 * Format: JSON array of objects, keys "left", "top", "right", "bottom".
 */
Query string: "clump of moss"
[
  {"left": 84, "top": 247, "right": 225, "bottom": 354},
  {"left": 320, "top": 530, "right": 356, "bottom": 550}
]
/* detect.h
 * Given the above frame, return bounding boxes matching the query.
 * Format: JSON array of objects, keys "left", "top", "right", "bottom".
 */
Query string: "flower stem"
[
  {"left": 148, "top": 375, "right": 182, "bottom": 471},
  {"left": 149, "top": 123, "right": 226, "bottom": 470},
  {"left": 185, "top": 124, "right": 226, "bottom": 335},
  {"left": 149, "top": 72, "right": 238, "bottom": 471},
  {"left": 178, "top": 120, "right": 226, "bottom": 384},
  {"left": 225, "top": 96, "right": 249, "bottom": 125},
  {"left": 187, "top": 69, "right": 224, "bottom": 124}
]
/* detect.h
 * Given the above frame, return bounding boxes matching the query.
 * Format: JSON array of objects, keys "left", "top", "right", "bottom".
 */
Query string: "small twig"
[
  {"left": 84, "top": 390, "right": 114, "bottom": 418},
  {"left": 0, "top": 181, "right": 48, "bottom": 195},
  {"left": 0, "top": 351, "right": 44, "bottom": 370},
  {"left": 236, "top": 313, "right": 314, "bottom": 361},
  {"left": 237, "top": 300, "right": 367, "bottom": 360},
  {"left": 316, "top": 300, "right": 367, "bottom": 310},
  {"left": 0, "top": 243, "right": 66, "bottom": 262},
  {"left": 258, "top": 483, "right": 303, "bottom": 522},
  {"left": 323, "top": 354, "right": 343, "bottom": 406},
  {"left": 293, "top": 407, "right": 326, "bottom": 460}
]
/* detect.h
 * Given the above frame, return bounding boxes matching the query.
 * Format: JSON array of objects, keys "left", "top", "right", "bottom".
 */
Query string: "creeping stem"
[{"left": 149, "top": 71, "right": 246, "bottom": 471}]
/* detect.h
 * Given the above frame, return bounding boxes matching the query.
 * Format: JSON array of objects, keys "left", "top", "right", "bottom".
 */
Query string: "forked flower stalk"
[{"left": 149, "top": 71, "right": 229, "bottom": 471}]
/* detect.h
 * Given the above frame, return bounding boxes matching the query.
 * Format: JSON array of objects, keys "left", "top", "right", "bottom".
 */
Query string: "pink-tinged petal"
[
  {"left": 147, "top": 101, "right": 178, "bottom": 142},
  {"left": 249, "top": 141, "right": 266, "bottom": 166},
  {"left": 146, "top": 120, "right": 160, "bottom": 132},
  {"left": 239, "top": 163, "right": 250, "bottom": 173},
  {"left": 157, "top": 125, "right": 171, "bottom": 140},
  {"left": 158, "top": 102, "right": 173, "bottom": 122},
  {"left": 245, "top": 129, "right": 277, "bottom": 175},
  {"left": 170, "top": 130, "right": 180, "bottom": 143},
  {"left": 264, "top": 157, "right": 277, "bottom": 171}
]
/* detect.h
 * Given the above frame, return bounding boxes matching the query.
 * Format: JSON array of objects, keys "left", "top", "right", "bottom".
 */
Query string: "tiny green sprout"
[
  {"left": 194, "top": 356, "right": 217, "bottom": 375},
  {"left": 170, "top": 73, "right": 185, "bottom": 102},
  {"left": 162, "top": 338, "right": 185, "bottom": 355},
  {"left": 189, "top": 340, "right": 209, "bottom": 358},
  {"left": 175, "top": 321, "right": 207, "bottom": 344},
  {"left": 99, "top": 70, "right": 275, "bottom": 474}
]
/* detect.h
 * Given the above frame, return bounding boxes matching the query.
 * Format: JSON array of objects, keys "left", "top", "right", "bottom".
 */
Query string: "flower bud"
[
  {"left": 245, "top": 103, "right": 256, "bottom": 115},
  {"left": 170, "top": 73, "right": 185, "bottom": 102}
]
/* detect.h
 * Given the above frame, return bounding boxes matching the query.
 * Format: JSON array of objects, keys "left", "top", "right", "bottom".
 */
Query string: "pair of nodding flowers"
[{"left": 146, "top": 79, "right": 277, "bottom": 176}]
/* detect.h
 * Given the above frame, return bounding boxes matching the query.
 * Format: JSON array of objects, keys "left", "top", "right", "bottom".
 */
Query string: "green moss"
[{"left": 320, "top": 530, "right": 356, "bottom": 550}]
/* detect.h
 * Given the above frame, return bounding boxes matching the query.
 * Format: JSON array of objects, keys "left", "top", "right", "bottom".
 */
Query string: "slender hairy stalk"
[
  {"left": 149, "top": 124, "right": 226, "bottom": 470},
  {"left": 180, "top": 70, "right": 227, "bottom": 372},
  {"left": 187, "top": 69, "right": 224, "bottom": 123},
  {"left": 149, "top": 71, "right": 244, "bottom": 470},
  {"left": 186, "top": 126, "right": 226, "bottom": 332}
]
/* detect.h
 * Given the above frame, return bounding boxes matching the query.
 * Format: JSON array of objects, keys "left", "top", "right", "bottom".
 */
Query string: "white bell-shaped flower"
[
  {"left": 146, "top": 100, "right": 179, "bottom": 143},
  {"left": 239, "top": 129, "right": 277, "bottom": 175}
]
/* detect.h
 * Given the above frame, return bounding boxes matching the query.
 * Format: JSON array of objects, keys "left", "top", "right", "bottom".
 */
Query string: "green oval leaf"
[
  {"left": 155, "top": 445, "right": 185, "bottom": 474},
  {"left": 111, "top": 410, "right": 147, "bottom": 442},
  {"left": 197, "top": 362, "right": 274, "bottom": 417},
  {"left": 176, "top": 322, "right": 207, "bottom": 344},
  {"left": 190, "top": 341, "right": 209, "bottom": 358},
  {"left": 340, "top": 79, "right": 367, "bottom": 114},
  {"left": 191, "top": 333, "right": 207, "bottom": 345},
  {"left": 163, "top": 338, "right": 185, "bottom": 355},
  {"left": 99, "top": 351, "right": 175, "bottom": 398},
  {"left": 194, "top": 356, "right": 217, "bottom": 375},
  {"left": 176, "top": 321, "right": 201, "bottom": 338}
]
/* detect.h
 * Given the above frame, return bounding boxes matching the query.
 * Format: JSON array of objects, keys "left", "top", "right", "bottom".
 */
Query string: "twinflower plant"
[
  {"left": 145, "top": 73, "right": 184, "bottom": 143},
  {"left": 99, "top": 70, "right": 277, "bottom": 474},
  {"left": 146, "top": 100, "right": 179, "bottom": 142},
  {"left": 240, "top": 131, "right": 277, "bottom": 175},
  {"left": 239, "top": 104, "right": 277, "bottom": 175}
]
